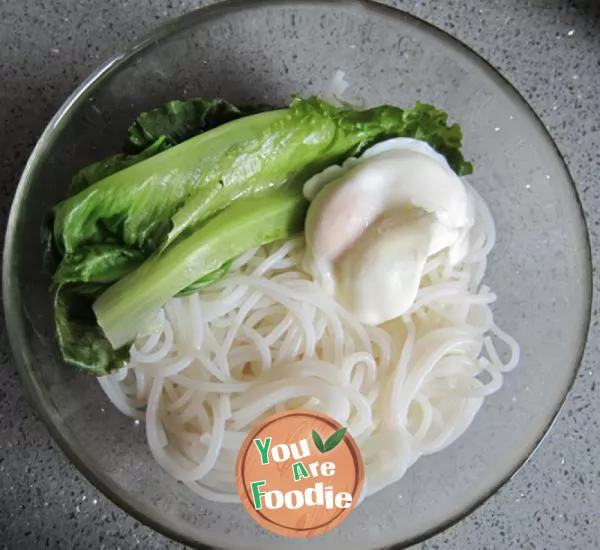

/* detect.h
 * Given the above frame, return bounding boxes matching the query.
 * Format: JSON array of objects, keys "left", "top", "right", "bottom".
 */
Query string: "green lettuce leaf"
[
  {"left": 126, "top": 97, "right": 270, "bottom": 152},
  {"left": 94, "top": 189, "right": 309, "bottom": 349},
  {"left": 46, "top": 95, "right": 473, "bottom": 374},
  {"left": 54, "top": 284, "right": 128, "bottom": 375},
  {"left": 397, "top": 101, "right": 473, "bottom": 176},
  {"left": 48, "top": 97, "right": 266, "bottom": 282},
  {"left": 69, "top": 136, "right": 171, "bottom": 196},
  {"left": 47, "top": 96, "right": 272, "bottom": 374},
  {"left": 54, "top": 245, "right": 145, "bottom": 285},
  {"left": 175, "top": 259, "right": 234, "bottom": 298}
]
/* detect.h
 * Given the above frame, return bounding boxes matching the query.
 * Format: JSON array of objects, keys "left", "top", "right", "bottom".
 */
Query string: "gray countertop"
[{"left": 1, "top": 0, "right": 599, "bottom": 548}]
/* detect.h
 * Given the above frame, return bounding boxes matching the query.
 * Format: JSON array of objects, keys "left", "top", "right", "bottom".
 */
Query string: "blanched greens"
[
  {"left": 126, "top": 98, "right": 271, "bottom": 152},
  {"left": 46, "top": 97, "right": 271, "bottom": 374},
  {"left": 94, "top": 189, "right": 309, "bottom": 349},
  {"left": 44, "top": 95, "right": 473, "bottom": 375}
]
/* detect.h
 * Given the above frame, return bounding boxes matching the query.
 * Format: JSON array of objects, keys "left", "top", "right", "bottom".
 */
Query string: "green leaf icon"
[
  {"left": 312, "top": 427, "right": 348, "bottom": 454},
  {"left": 323, "top": 427, "right": 347, "bottom": 452},
  {"left": 312, "top": 430, "right": 325, "bottom": 453}
]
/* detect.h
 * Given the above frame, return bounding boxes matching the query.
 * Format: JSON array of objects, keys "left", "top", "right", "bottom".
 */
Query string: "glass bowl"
[{"left": 3, "top": 1, "right": 592, "bottom": 549}]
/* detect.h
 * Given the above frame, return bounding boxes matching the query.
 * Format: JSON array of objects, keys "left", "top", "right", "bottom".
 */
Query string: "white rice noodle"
[
  {"left": 323, "top": 69, "right": 350, "bottom": 104},
  {"left": 99, "top": 183, "right": 519, "bottom": 503}
]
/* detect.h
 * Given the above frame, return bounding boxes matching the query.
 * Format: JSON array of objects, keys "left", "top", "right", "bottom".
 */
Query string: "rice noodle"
[
  {"left": 98, "top": 183, "right": 519, "bottom": 504},
  {"left": 323, "top": 69, "right": 350, "bottom": 104}
]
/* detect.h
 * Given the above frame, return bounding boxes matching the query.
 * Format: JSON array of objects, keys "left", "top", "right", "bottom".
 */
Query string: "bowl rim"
[{"left": 3, "top": 0, "right": 593, "bottom": 548}]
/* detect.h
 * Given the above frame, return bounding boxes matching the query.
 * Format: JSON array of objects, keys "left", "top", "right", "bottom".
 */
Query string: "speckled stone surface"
[{"left": 0, "top": 0, "right": 599, "bottom": 548}]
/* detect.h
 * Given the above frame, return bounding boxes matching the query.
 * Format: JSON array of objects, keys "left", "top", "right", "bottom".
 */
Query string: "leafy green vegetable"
[
  {"left": 69, "top": 136, "right": 171, "bottom": 196},
  {"left": 69, "top": 98, "right": 271, "bottom": 197},
  {"left": 53, "top": 245, "right": 145, "bottom": 285},
  {"left": 399, "top": 102, "right": 473, "bottom": 176},
  {"left": 126, "top": 98, "right": 270, "bottom": 152},
  {"left": 94, "top": 189, "right": 309, "bottom": 349},
  {"left": 175, "top": 260, "right": 234, "bottom": 298},
  {"left": 51, "top": 109, "right": 285, "bottom": 257},
  {"left": 45, "top": 95, "right": 473, "bottom": 375},
  {"left": 47, "top": 96, "right": 267, "bottom": 374},
  {"left": 54, "top": 284, "right": 128, "bottom": 375}
]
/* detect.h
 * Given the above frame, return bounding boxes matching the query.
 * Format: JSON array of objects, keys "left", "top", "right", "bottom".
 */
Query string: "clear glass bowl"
[{"left": 3, "top": 1, "right": 591, "bottom": 549}]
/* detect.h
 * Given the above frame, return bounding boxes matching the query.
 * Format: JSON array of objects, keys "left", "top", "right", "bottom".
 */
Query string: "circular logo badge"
[{"left": 235, "top": 409, "right": 364, "bottom": 538}]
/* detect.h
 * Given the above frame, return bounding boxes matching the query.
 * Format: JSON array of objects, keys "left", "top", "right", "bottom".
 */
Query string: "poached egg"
[{"left": 303, "top": 138, "right": 474, "bottom": 325}]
